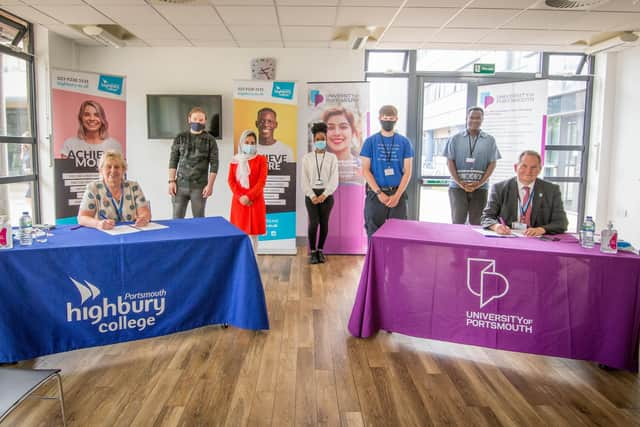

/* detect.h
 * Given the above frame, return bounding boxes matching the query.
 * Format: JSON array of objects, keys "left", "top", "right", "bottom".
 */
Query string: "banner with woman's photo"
[
  {"left": 306, "top": 82, "right": 369, "bottom": 254},
  {"left": 233, "top": 80, "right": 298, "bottom": 255},
  {"left": 51, "top": 69, "right": 126, "bottom": 224}
]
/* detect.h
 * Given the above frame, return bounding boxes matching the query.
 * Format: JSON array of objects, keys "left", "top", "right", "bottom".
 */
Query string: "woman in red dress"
[{"left": 228, "top": 130, "right": 268, "bottom": 253}]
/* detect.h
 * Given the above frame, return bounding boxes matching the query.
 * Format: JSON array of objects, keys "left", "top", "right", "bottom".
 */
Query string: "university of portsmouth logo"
[
  {"left": 66, "top": 277, "right": 166, "bottom": 333},
  {"left": 466, "top": 258, "right": 509, "bottom": 308},
  {"left": 479, "top": 91, "right": 495, "bottom": 109},
  {"left": 309, "top": 89, "right": 324, "bottom": 106}
]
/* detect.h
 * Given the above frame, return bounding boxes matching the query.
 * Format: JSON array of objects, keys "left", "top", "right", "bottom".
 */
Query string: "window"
[
  {"left": 548, "top": 54, "right": 589, "bottom": 76},
  {"left": 417, "top": 50, "right": 540, "bottom": 73},
  {"left": 0, "top": 11, "right": 37, "bottom": 226},
  {"left": 366, "top": 51, "right": 409, "bottom": 73}
]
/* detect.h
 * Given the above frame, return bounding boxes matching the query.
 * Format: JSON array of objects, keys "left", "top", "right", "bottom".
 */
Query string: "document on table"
[
  {"left": 98, "top": 222, "right": 168, "bottom": 235},
  {"left": 473, "top": 228, "right": 519, "bottom": 238},
  {"left": 133, "top": 222, "right": 168, "bottom": 231}
]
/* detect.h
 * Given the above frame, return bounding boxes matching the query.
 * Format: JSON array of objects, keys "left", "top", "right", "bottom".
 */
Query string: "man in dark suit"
[{"left": 481, "top": 150, "right": 568, "bottom": 236}]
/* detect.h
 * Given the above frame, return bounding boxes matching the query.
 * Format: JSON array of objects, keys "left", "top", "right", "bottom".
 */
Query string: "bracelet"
[{"left": 168, "top": 179, "right": 176, "bottom": 184}]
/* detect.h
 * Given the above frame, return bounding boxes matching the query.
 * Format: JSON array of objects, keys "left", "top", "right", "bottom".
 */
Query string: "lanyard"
[
  {"left": 314, "top": 152, "right": 325, "bottom": 180},
  {"left": 467, "top": 133, "right": 479, "bottom": 157},
  {"left": 518, "top": 188, "right": 534, "bottom": 219},
  {"left": 105, "top": 183, "right": 125, "bottom": 222},
  {"left": 379, "top": 134, "right": 396, "bottom": 166}
]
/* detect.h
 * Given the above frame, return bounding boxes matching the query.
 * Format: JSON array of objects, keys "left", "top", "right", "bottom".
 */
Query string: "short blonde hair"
[{"left": 99, "top": 150, "right": 127, "bottom": 171}]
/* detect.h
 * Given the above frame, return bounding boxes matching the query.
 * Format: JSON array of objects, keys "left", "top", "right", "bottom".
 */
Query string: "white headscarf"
[{"left": 232, "top": 129, "right": 257, "bottom": 189}]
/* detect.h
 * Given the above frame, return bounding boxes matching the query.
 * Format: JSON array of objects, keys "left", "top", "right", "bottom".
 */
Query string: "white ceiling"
[{"left": 1, "top": 0, "right": 639, "bottom": 50}]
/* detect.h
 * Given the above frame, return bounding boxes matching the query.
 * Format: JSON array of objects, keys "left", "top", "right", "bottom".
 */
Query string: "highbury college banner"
[
  {"left": 306, "top": 82, "right": 369, "bottom": 254},
  {"left": 233, "top": 80, "right": 298, "bottom": 255},
  {"left": 51, "top": 69, "right": 126, "bottom": 224}
]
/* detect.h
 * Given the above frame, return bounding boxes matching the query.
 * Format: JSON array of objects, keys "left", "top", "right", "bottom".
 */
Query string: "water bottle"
[
  {"left": 580, "top": 215, "right": 595, "bottom": 249},
  {"left": 19, "top": 211, "right": 33, "bottom": 246},
  {"left": 600, "top": 221, "right": 618, "bottom": 254}
]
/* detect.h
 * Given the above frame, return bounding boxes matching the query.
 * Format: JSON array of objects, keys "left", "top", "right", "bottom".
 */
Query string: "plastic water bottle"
[
  {"left": 19, "top": 211, "right": 33, "bottom": 246},
  {"left": 580, "top": 215, "right": 595, "bottom": 249}
]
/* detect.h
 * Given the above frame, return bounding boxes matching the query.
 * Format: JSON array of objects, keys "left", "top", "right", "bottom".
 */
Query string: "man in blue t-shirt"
[
  {"left": 444, "top": 106, "right": 501, "bottom": 225},
  {"left": 360, "top": 105, "right": 414, "bottom": 238}
]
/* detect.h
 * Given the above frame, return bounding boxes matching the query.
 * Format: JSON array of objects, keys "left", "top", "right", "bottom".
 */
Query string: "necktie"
[{"left": 522, "top": 186, "right": 532, "bottom": 226}]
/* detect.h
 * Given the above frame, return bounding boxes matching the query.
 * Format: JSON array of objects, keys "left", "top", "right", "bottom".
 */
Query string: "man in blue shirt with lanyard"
[
  {"left": 445, "top": 106, "right": 500, "bottom": 225},
  {"left": 360, "top": 105, "right": 414, "bottom": 238}
]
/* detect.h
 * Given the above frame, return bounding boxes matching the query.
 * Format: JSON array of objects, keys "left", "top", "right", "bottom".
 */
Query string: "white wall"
[
  {"left": 593, "top": 46, "right": 640, "bottom": 244},
  {"left": 56, "top": 45, "right": 364, "bottom": 236}
]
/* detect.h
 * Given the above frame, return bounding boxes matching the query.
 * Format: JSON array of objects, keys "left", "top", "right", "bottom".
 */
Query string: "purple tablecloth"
[{"left": 348, "top": 220, "right": 640, "bottom": 371}]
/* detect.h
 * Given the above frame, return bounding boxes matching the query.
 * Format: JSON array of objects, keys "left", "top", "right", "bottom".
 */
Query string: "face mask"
[
  {"left": 314, "top": 140, "right": 327, "bottom": 150},
  {"left": 380, "top": 120, "right": 396, "bottom": 132},
  {"left": 190, "top": 122, "right": 205, "bottom": 132},
  {"left": 242, "top": 143, "right": 257, "bottom": 155}
]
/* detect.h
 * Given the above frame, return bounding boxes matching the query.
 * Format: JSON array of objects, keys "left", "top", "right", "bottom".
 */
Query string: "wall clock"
[{"left": 251, "top": 57, "right": 276, "bottom": 80}]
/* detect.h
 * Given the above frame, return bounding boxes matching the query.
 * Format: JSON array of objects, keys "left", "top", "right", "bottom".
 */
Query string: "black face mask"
[{"left": 380, "top": 120, "right": 395, "bottom": 132}]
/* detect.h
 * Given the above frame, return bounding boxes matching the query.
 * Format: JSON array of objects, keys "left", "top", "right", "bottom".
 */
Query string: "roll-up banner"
[{"left": 233, "top": 80, "right": 298, "bottom": 254}]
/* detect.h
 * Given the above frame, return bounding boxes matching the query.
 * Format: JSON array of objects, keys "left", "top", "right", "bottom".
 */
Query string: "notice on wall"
[{"left": 477, "top": 80, "right": 547, "bottom": 182}]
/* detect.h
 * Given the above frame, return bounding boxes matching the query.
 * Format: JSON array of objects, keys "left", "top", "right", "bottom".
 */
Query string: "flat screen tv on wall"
[{"left": 147, "top": 94, "right": 222, "bottom": 139}]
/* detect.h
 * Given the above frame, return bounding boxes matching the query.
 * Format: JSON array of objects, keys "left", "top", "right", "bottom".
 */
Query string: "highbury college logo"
[
  {"left": 67, "top": 277, "right": 166, "bottom": 333},
  {"left": 466, "top": 258, "right": 509, "bottom": 308}
]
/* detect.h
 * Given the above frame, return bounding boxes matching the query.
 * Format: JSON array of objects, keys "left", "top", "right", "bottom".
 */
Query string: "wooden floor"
[{"left": 5, "top": 249, "right": 640, "bottom": 426}]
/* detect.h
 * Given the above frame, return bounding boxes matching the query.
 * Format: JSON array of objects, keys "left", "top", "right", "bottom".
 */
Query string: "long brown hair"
[{"left": 77, "top": 100, "right": 109, "bottom": 140}]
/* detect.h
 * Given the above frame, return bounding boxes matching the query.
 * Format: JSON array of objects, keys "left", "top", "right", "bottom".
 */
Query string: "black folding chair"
[{"left": 0, "top": 367, "right": 66, "bottom": 426}]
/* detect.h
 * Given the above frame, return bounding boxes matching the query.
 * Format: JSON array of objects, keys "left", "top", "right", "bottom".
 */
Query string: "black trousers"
[
  {"left": 448, "top": 187, "right": 488, "bottom": 225},
  {"left": 364, "top": 188, "right": 408, "bottom": 238},
  {"left": 305, "top": 191, "right": 334, "bottom": 251}
]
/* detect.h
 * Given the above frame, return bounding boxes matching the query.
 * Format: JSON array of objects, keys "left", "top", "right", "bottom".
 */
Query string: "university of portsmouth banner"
[
  {"left": 306, "top": 82, "right": 369, "bottom": 254},
  {"left": 233, "top": 80, "right": 297, "bottom": 254},
  {"left": 477, "top": 80, "right": 547, "bottom": 183},
  {"left": 51, "top": 69, "right": 126, "bottom": 224}
]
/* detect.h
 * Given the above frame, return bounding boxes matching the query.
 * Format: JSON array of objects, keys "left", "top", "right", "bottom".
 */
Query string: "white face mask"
[{"left": 242, "top": 143, "right": 257, "bottom": 155}]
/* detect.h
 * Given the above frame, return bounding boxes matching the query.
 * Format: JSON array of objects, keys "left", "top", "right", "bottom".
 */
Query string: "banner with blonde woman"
[
  {"left": 306, "top": 82, "right": 369, "bottom": 254},
  {"left": 233, "top": 80, "right": 298, "bottom": 255},
  {"left": 51, "top": 69, "right": 126, "bottom": 224}
]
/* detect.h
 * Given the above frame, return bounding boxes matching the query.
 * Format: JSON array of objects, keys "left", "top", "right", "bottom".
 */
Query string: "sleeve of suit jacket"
[
  {"left": 481, "top": 182, "right": 502, "bottom": 229},
  {"left": 542, "top": 183, "right": 569, "bottom": 234}
]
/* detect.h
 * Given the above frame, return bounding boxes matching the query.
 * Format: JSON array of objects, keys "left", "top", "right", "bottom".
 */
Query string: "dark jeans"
[
  {"left": 364, "top": 187, "right": 408, "bottom": 238},
  {"left": 172, "top": 186, "right": 206, "bottom": 218},
  {"left": 448, "top": 187, "right": 488, "bottom": 225},
  {"left": 305, "top": 191, "right": 334, "bottom": 251}
]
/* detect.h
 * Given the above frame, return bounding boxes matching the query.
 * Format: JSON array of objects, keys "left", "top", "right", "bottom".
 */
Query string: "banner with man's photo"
[
  {"left": 51, "top": 69, "right": 126, "bottom": 224},
  {"left": 233, "top": 80, "right": 298, "bottom": 255},
  {"left": 306, "top": 82, "right": 369, "bottom": 254}
]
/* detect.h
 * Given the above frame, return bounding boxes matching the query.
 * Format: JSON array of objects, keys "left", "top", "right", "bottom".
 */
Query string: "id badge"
[
  {"left": 384, "top": 168, "right": 394, "bottom": 176},
  {"left": 511, "top": 222, "right": 527, "bottom": 231},
  {"left": 465, "top": 157, "right": 475, "bottom": 163},
  {"left": 314, "top": 179, "right": 324, "bottom": 186}
]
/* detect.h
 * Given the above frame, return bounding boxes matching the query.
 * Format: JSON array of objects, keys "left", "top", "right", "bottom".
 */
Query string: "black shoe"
[
  {"left": 310, "top": 251, "right": 319, "bottom": 264},
  {"left": 317, "top": 250, "right": 326, "bottom": 263}
]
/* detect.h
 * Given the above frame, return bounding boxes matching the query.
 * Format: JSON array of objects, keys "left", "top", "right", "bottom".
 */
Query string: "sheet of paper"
[
  {"left": 133, "top": 222, "right": 168, "bottom": 231},
  {"left": 473, "top": 228, "right": 519, "bottom": 238},
  {"left": 99, "top": 225, "right": 141, "bottom": 236}
]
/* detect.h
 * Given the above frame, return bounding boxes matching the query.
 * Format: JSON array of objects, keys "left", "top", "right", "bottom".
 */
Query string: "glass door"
[{"left": 419, "top": 81, "right": 468, "bottom": 223}]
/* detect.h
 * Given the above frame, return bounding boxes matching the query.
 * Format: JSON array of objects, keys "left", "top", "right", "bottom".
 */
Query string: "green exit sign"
[{"left": 473, "top": 63, "right": 495, "bottom": 74}]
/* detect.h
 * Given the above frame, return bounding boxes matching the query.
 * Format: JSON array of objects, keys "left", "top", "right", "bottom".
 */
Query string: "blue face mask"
[
  {"left": 190, "top": 122, "right": 205, "bottom": 132},
  {"left": 242, "top": 143, "right": 257, "bottom": 155},
  {"left": 314, "top": 140, "right": 327, "bottom": 150}
]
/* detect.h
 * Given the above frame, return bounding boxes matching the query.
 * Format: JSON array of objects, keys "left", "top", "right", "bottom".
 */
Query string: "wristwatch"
[
  {"left": 168, "top": 179, "right": 176, "bottom": 184},
  {"left": 374, "top": 188, "right": 381, "bottom": 195}
]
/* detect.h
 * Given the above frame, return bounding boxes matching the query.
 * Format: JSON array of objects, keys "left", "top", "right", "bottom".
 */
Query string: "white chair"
[{"left": 0, "top": 367, "right": 66, "bottom": 426}]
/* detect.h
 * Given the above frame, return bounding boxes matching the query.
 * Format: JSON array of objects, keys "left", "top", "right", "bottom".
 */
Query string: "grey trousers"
[
  {"left": 172, "top": 186, "right": 206, "bottom": 218},
  {"left": 448, "top": 187, "right": 488, "bottom": 225},
  {"left": 364, "top": 188, "right": 408, "bottom": 238}
]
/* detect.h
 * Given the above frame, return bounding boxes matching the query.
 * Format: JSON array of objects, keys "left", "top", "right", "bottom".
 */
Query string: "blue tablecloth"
[{"left": 0, "top": 217, "right": 269, "bottom": 362}]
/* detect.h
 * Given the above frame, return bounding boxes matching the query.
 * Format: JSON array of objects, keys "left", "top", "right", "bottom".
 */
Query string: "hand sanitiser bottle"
[
  {"left": 0, "top": 215, "right": 12, "bottom": 249},
  {"left": 600, "top": 221, "right": 618, "bottom": 254}
]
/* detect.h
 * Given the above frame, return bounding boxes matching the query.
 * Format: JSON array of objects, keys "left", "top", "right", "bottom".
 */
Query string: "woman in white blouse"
[{"left": 301, "top": 122, "right": 339, "bottom": 264}]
